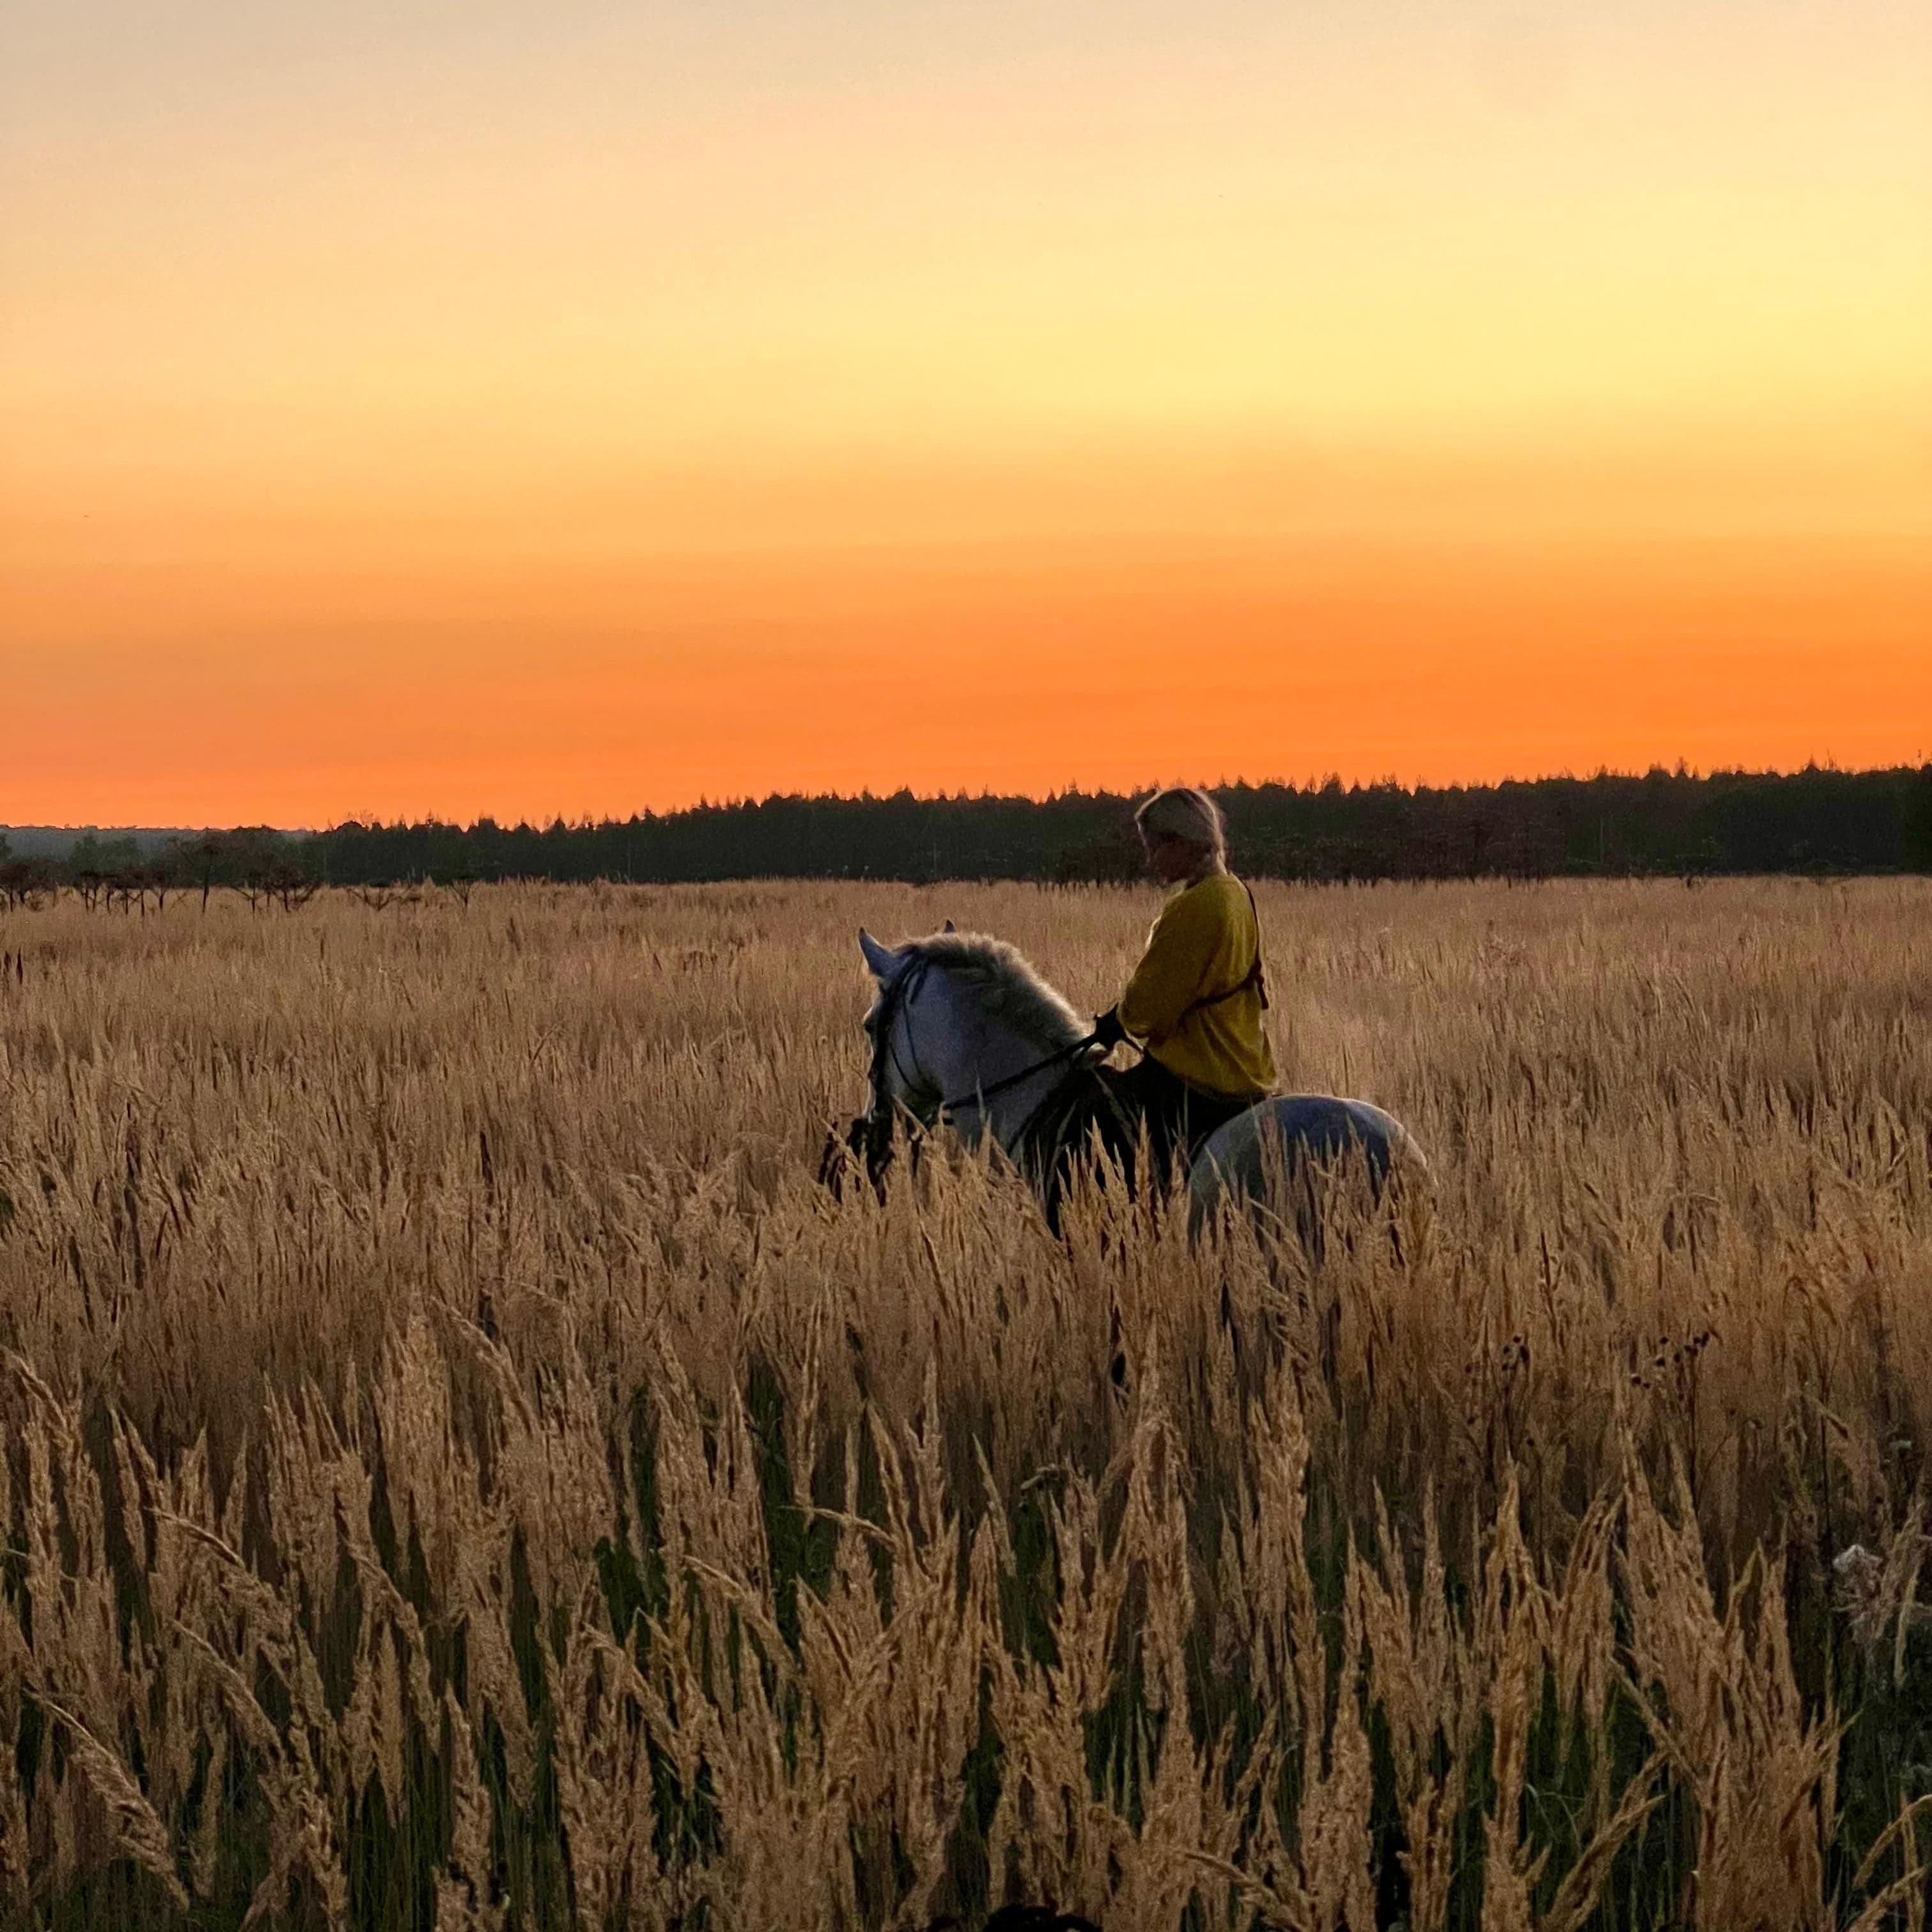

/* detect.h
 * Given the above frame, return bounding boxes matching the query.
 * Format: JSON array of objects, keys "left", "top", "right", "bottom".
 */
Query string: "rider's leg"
[
  {"left": 1116, "top": 1056, "right": 1264, "bottom": 1177},
  {"left": 1111, "top": 1056, "right": 1195, "bottom": 1190},
  {"left": 1179, "top": 1086, "right": 1256, "bottom": 1166}
]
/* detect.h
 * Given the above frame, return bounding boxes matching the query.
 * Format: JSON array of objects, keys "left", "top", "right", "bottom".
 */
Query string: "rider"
[{"left": 1092, "top": 787, "right": 1276, "bottom": 1181}]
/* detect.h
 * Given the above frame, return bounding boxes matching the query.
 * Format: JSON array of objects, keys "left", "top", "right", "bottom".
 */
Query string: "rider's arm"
[{"left": 1117, "top": 891, "right": 1219, "bottom": 1044}]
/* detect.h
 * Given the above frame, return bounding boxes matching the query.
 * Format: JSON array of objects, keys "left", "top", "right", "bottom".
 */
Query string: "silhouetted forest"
[
  {"left": 4, "top": 766, "right": 1929, "bottom": 908},
  {"left": 307, "top": 765, "right": 1932, "bottom": 885}
]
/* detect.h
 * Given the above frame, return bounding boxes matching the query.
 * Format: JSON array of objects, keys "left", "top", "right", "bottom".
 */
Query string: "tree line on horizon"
[{"left": 4, "top": 765, "right": 1930, "bottom": 908}]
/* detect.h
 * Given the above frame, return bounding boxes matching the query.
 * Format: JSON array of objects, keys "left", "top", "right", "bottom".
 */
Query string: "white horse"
[{"left": 848, "top": 926, "right": 1426, "bottom": 1225}]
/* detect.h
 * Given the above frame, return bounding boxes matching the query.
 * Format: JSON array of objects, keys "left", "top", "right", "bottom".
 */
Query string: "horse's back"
[{"left": 1188, "top": 1094, "right": 1426, "bottom": 1218}]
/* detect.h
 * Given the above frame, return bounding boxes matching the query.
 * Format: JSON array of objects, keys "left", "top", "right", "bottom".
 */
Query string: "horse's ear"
[
  {"left": 858, "top": 930, "right": 902, "bottom": 979},
  {"left": 942, "top": 918, "right": 956, "bottom": 934}
]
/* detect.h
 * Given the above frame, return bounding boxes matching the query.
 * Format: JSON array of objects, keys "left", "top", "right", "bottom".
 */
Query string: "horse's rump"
[{"left": 1188, "top": 1094, "right": 1425, "bottom": 1223}]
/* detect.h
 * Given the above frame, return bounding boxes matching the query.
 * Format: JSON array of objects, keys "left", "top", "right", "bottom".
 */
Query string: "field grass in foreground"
[{"left": 2, "top": 877, "right": 1930, "bottom": 1931}]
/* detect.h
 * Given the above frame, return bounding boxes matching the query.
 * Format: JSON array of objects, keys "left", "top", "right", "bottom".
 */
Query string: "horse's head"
[
  {"left": 833, "top": 924, "right": 1094, "bottom": 1201},
  {"left": 857, "top": 929, "right": 942, "bottom": 1128},
  {"left": 817, "top": 930, "right": 942, "bottom": 1202}
]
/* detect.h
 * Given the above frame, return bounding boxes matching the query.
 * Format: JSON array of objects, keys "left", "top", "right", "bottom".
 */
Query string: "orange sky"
[{"left": 4, "top": 0, "right": 1929, "bottom": 825}]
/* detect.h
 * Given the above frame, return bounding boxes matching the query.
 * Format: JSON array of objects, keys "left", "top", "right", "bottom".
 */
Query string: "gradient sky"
[{"left": 4, "top": 0, "right": 1929, "bottom": 825}]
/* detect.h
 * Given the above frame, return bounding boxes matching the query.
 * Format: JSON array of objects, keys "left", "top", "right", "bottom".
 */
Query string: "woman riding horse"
[
  {"left": 828, "top": 785, "right": 1419, "bottom": 1224},
  {"left": 1094, "top": 787, "right": 1275, "bottom": 1179}
]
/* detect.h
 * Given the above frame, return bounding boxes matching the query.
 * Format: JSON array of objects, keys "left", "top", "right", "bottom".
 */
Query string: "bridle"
[
  {"left": 825, "top": 957, "right": 1127, "bottom": 1211},
  {"left": 865, "top": 957, "right": 939, "bottom": 1124},
  {"left": 866, "top": 960, "right": 1102, "bottom": 1146}
]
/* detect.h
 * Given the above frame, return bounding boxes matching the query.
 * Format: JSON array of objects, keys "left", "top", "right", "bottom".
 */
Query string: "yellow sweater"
[{"left": 1118, "top": 873, "right": 1276, "bottom": 1099}]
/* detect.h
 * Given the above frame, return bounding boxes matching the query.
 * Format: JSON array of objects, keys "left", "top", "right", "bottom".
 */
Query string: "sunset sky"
[{"left": 5, "top": 0, "right": 1929, "bottom": 827}]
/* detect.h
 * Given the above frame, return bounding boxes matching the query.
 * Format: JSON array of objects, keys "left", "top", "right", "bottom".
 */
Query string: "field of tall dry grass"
[{"left": 3, "top": 877, "right": 1930, "bottom": 1931}]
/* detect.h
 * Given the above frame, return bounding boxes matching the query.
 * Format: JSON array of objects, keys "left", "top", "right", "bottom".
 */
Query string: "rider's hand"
[{"left": 1092, "top": 1006, "right": 1127, "bottom": 1050}]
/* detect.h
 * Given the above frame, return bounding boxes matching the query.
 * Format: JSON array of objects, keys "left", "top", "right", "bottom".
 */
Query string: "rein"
[{"left": 940, "top": 1031, "right": 1101, "bottom": 1117}]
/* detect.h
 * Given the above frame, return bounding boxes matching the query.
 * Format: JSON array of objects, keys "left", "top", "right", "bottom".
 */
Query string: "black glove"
[{"left": 1092, "top": 1006, "right": 1126, "bottom": 1050}]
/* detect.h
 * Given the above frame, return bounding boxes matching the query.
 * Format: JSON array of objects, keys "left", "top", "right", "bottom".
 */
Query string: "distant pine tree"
[{"left": 1906, "top": 764, "right": 1932, "bottom": 872}]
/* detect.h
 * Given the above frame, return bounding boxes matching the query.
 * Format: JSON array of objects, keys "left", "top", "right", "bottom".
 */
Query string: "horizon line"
[{"left": 7, "top": 755, "right": 1928, "bottom": 839}]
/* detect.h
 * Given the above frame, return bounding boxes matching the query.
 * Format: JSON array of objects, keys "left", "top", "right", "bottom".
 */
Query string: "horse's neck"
[{"left": 927, "top": 987, "right": 1071, "bottom": 1153}]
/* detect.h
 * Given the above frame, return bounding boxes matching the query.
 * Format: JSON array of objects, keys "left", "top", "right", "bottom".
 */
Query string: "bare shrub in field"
[{"left": 1, "top": 876, "right": 1930, "bottom": 1929}]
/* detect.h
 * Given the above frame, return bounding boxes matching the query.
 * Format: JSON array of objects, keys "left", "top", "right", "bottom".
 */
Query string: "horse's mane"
[{"left": 902, "top": 932, "right": 1088, "bottom": 1048}]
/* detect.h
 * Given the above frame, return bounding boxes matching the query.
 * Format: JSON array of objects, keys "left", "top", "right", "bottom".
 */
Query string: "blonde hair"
[{"left": 1135, "top": 786, "right": 1227, "bottom": 863}]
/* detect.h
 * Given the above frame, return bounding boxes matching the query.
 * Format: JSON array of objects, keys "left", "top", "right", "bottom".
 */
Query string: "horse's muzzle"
[{"left": 817, "top": 1110, "right": 903, "bottom": 1202}]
